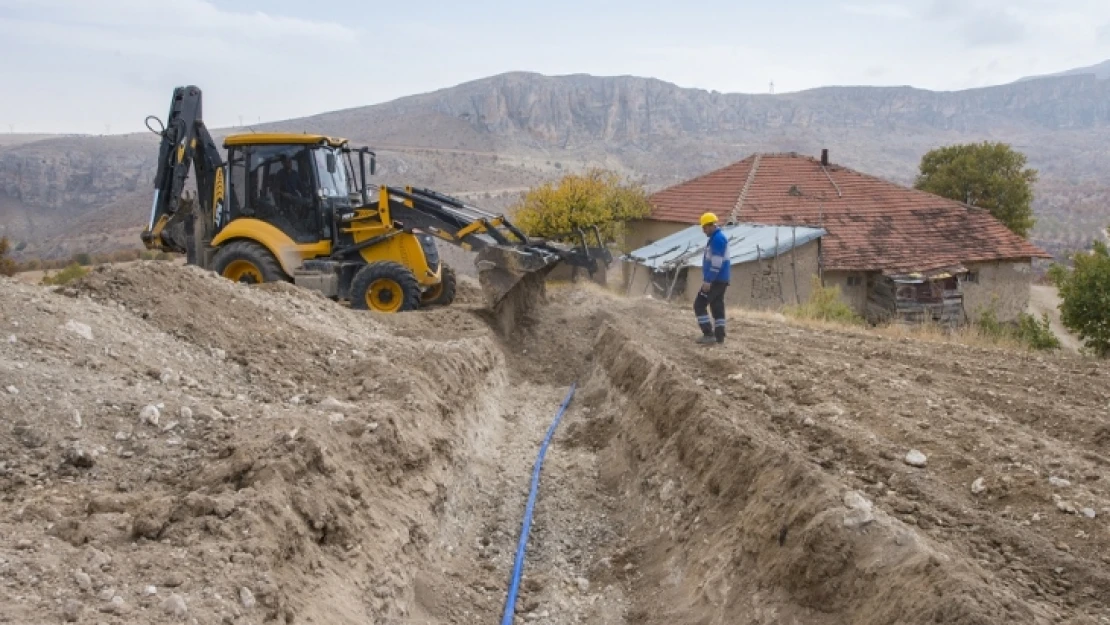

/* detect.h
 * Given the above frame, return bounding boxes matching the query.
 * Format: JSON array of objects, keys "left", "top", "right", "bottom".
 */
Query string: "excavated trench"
[{"left": 2, "top": 264, "right": 1107, "bottom": 624}]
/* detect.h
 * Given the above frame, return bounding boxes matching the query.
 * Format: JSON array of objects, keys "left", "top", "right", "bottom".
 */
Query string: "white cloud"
[
  {"left": 0, "top": 0, "right": 366, "bottom": 133},
  {"left": 959, "top": 9, "right": 1030, "bottom": 47},
  {"left": 842, "top": 3, "right": 915, "bottom": 19},
  {"left": 2, "top": 0, "right": 355, "bottom": 42}
]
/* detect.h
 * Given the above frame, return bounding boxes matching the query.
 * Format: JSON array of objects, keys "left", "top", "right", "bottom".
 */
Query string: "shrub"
[
  {"left": 1015, "top": 312, "right": 1062, "bottom": 350},
  {"left": 71, "top": 252, "right": 93, "bottom": 266},
  {"left": 41, "top": 262, "right": 89, "bottom": 286},
  {"left": 1050, "top": 240, "right": 1110, "bottom": 358},
  {"left": 0, "top": 237, "right": 16, "bottom": 277},
  {"left": 975, "top": 308, "right": 1060, "bottom": 351},
  {"left": 512, "top": 169, "right": 653, "bottom": 247},
  {"left": 784, "top": 278, "right": 865, "bottom": 325}
]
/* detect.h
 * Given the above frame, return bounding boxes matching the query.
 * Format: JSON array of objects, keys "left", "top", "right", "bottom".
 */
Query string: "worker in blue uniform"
[{"left": 694, "top": 212, "right": 730, "bottom": 345}]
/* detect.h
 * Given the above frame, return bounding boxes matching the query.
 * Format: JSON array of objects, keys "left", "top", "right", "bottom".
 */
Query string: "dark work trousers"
[{"left": 694, "top": 281, "right": 728, "bottom": 342}]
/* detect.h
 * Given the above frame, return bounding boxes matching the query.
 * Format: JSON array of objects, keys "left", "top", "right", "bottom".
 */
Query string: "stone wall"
[
  {"left": 960, "top": 260, "right": 1034, "bottom": 323},
  {"left": 623, "top": 220, "right": 691, "bottom": 252},
  {"left": 825, "top": 261, "right": 1034, "bottom": 324},
  {"left": 824, "top": 270, "right": 870, "bottom": 314}
]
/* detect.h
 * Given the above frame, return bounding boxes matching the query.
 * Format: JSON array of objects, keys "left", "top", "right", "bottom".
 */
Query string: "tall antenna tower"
[{"left": 769, "top": 81, "right": 775, "bottom": 94}]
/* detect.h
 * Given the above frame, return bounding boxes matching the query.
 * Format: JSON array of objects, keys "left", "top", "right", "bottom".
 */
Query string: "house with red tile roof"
[{"left": 630, "top": 150, "right": 1051, "bottom": 323}]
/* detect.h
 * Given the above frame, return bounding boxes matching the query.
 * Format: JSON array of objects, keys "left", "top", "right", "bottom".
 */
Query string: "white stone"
[
  {"left": 575, "top": 577, "right": 590, "bottom": 593},
  {"left": 239, "top": 587, "right": 256, "bottom": 609},
  {"left": 904, "top": 450, "right": 927, "bottom": 468},
  {"left": 320, "top": 397, "right": 353, "bottom": 411},
  {"left": 5, "top": 385, "right": 18, "bottom": 395},
  {"left": 842, "top": 491, "right": 875, "bottom": 529},
  {"left": 144, "top": 585, "right": 158, "bottom": 596},
  {"left": 162, "top": 593, "right": 187, "bottom": 619},
  {"left": 139, "top": 405, "right": 160, "bottom": 426},
  {"left": 72, "top": 410, "right": 82, "bottom": 428},
  {"left": 64, "top": 320, "right": 94, "bottom": 341},
  {"left": 73, "top": 570, "right": 92, "bottom": 591},
  {"left": 1081, "top": 508, "right": 1097, "bottom": 519},
  {"left": 1048, "top": 476, "right": 1071, "bottom": 488},
  {"left": 971, "top": 477, "right": 986, "bottom": 494}
]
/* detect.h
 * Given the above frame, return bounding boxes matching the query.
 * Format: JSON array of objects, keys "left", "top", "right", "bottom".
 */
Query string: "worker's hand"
[{"left": 700, "top": 282, "right": 711, "bottom": 293}]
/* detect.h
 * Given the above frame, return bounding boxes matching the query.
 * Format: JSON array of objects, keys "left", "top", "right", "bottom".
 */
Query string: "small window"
[
  {"left": 961, "top": 272, "right": 980, "bottom": 284},
  {"left": 846, "top": 275, "right": 862, "bottom": 287}
]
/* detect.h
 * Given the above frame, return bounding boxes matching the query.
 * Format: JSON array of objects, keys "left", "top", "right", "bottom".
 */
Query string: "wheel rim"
[
  {"left": 223, "top": 260, "right": 263, "bottom": 284},
  {"left": 367, "top": 278, "right": 404, "bottom": 312},
  {"left": 421, "top": 281, "right": 443, "bottom": 303}
]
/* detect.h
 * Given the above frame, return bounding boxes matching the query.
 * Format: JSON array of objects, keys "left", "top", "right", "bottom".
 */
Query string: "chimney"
[{"left": 820, "top": 149, "right": 829, "bottom": 167}]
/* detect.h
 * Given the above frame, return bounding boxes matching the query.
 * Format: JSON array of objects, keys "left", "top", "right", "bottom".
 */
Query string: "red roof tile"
[{"left": 648, "top": 152, "right": 1051, "bottom": 272}]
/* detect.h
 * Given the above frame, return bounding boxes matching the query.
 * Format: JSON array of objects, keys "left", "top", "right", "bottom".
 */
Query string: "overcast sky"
[{"left": 1, "top": 0, "right": 1107, "bottom": 134}]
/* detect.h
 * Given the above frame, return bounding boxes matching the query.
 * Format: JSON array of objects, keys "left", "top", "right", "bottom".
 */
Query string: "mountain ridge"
[{"left": 2, "top": 68, "right": 1109, "bottom": 261}]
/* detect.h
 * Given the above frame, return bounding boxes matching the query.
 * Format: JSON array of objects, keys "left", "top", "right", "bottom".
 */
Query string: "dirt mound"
[
  {"left": 3, "top": 262, "right": 1109, "bottom": 624},
  {"left": 563, "top": 301, "right": 1110, "bottom": 624},
  {"left": 0, "top": 264, "right": 510, "bottom": 624}
]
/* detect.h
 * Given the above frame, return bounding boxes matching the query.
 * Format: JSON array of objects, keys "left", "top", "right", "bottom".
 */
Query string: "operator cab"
[{"left": 223, "top": 134, "right": 359, "bottom": 244}]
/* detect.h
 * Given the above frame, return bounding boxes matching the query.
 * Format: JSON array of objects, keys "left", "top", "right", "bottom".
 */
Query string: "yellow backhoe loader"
[{"left": 140, "top": 85, "right": 609, "bottom": 313}]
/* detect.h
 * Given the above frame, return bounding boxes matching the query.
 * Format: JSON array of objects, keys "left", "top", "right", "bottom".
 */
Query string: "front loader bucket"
[{"left": 475, "top": 246, "right": 560, "bottom": 308}]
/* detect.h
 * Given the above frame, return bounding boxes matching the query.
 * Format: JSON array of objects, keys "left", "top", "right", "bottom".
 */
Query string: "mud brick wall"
[{"left": 960, "top": 260, "right": 1035, "bottom": 323}]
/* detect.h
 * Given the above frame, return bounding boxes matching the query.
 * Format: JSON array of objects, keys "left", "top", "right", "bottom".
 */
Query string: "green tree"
[
  {"left": 71, "top": 252, "right": 93, "bottom": 266},
  {"left": 1049, "top": 239, "right": 1110, "bottom": 357},
  {"left": 0, "top": 237, "right": 17, "bottom": 277},
  {"left": 914, "top": 141, "right": 1038, "bottom": 238},
  {"left": 512, "top": 169, "right": 653, "bottom": 247}
]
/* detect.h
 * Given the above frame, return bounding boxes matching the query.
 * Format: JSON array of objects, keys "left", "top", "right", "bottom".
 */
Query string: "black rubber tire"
[
  {"left": 211, "top": 240, "right": 289, "bottom": 284},
  {"left": 420, "top": 264, "right": 457, "bottom": 307},
  {"left": 350, "top": 261, "right": 422, "bottom": 312}
]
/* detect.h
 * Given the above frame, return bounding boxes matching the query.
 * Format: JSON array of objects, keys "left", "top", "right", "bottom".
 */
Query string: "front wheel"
[
  {"left": 420, "top": 264, "right": 457, "bottom": 307},
  {"left": 350, "top": 261, "right": 422, "bottom": 313},
  {"left": 211, "top": 240, "right": 288, "bottom": 284}
]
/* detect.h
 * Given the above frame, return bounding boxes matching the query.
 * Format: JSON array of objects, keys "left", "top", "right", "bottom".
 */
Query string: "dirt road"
[{"left": 2, "top": 264, "right": 1108, "bottom": 624}]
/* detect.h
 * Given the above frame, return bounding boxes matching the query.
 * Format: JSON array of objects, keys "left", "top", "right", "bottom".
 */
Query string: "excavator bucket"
[{"left": 475, "top": 245, "right": 561, "bottom": 310}]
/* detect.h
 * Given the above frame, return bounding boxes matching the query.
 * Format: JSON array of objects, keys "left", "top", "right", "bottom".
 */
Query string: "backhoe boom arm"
[{"left": 141, "top": 85, "right": 225, "bottom": 263}]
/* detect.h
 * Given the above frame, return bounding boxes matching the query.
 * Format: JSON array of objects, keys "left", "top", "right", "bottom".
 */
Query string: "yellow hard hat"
[{"left": 699, "top": 212, "right": 718, "bottom": 226}]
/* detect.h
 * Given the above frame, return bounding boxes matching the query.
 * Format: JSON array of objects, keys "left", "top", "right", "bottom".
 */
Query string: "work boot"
[{"left": 695, "top": 335, "right": 716, "bottom": 345}]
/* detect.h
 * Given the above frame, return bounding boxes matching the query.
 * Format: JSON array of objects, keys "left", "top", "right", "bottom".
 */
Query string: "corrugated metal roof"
[{"left": 624, "top": 223, "right": 826, "bottom": 270}]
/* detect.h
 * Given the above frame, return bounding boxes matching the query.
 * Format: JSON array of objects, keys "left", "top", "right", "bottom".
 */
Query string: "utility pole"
[
  {"left": 770, "top": 81, "right": 775, "bottom": 94},
  {"left": 238, "top": 114, "right": 243, "bottom": 127},
  {"left": 7, "top": 124, "right": 12, "bottom": 134}
]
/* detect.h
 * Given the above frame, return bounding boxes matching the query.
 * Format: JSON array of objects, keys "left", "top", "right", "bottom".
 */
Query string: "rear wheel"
[
  {"left": 211, "top": 241, "right": 288, "bottom": 284},
  {"left": 350, "top": 261, "right": 421, "bottom": 313},
  {"left": 420, "top": 264, "right": 457, "bottom": 307}
]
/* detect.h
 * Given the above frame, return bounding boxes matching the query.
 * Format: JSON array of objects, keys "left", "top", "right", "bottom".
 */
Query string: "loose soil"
[{"left": 1, "top": 262, "right": 1108, "bottom": 624}]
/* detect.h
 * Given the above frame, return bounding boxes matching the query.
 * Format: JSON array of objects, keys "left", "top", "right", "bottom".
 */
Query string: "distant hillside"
[
  {"left": 1018, "top": 59, "right": 1110, "bottom": 82},
  {"left": 3, "top": 71, "right": 1110, "bottom": 261}
]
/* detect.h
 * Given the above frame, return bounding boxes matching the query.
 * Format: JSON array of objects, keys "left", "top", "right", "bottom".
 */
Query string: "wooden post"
[
  {"left": 774, "top": 229, "right": 784, "bottom": 304},
  {"left": 791, "top": 226, "right": 799, "bottom": 305}
]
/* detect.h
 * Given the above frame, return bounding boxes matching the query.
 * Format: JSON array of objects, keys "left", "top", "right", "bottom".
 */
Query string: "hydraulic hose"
[{"left": 500, "top": 382, "right": 577, "bottom": 625}]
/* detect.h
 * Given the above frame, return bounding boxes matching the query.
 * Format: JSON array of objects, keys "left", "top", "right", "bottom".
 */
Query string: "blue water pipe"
[{"left": 500, "top": 382, "right": 577, "bottom": 625}]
